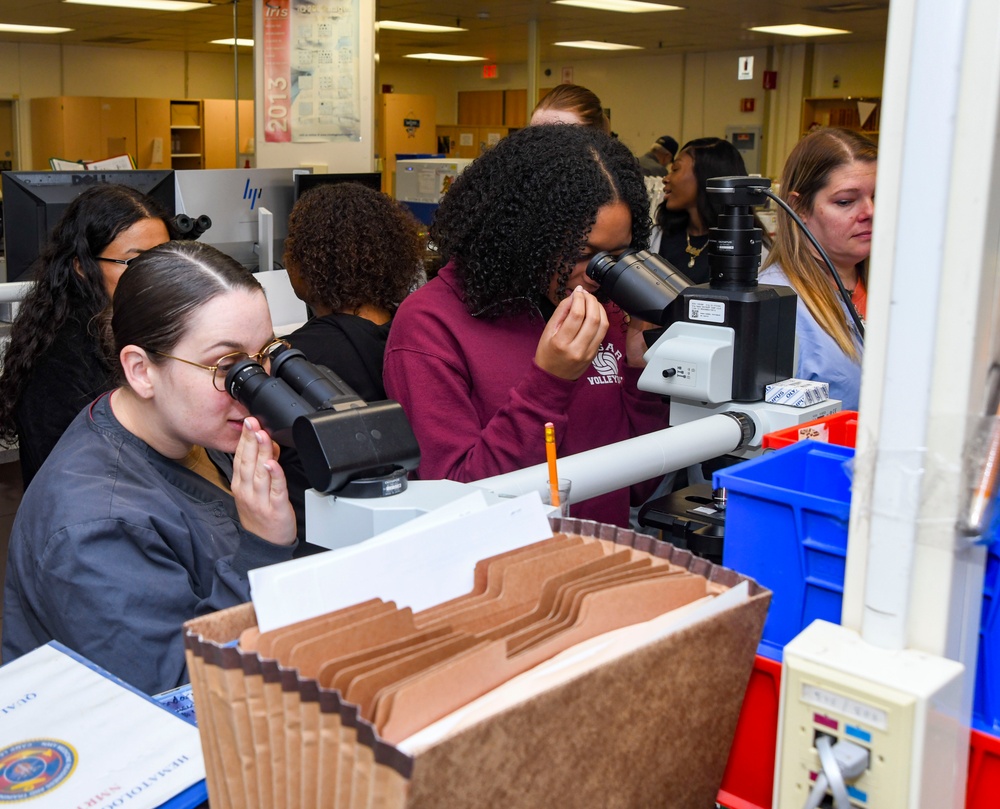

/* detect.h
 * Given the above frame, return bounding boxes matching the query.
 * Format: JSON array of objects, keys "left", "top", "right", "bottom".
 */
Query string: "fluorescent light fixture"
[
  {"left": 554, "top": 40, "right": 643, "bottom": 50},
  {"left": 405, "top": 52, "right": 486, "bottom": 62},
  {"left": 553, "top": 0, "right": 682, "bottom": 11},
  {"left": 378, "top": 21, "right": 467, "bottom": 33},
  {"left": 0, "top": 23, "right": 72, "bottom": 34},
  {"left": 64, "top": 0, "right": 208, "bottom": 10},
  {"left": 211, "top": 38, "right": 254, "bottom": 47},
  {"left": 749, "top": 23, "right": 851, "bottom": 37}
]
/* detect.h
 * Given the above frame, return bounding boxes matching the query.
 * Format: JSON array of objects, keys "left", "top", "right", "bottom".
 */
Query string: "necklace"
[{"left": 685, "top": 232, "right": 709, "bottom": 269}]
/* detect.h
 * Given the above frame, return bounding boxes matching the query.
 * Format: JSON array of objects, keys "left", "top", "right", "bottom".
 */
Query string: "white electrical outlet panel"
[{"left": 775, "top": 621, "right": 966, "bottom": 809}]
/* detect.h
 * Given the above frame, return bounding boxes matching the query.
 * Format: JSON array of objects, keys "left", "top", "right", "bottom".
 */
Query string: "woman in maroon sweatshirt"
[{"left": 384, "top": 125, "right": 668, "bottom": 527}]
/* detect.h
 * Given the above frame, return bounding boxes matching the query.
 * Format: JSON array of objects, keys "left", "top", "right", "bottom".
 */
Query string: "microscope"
[
  {"left": 228, "top": 177, "right": 838, "bottom": 553},
  {"left": 585, "top": 176, "right": 840, "bottom": 558}
]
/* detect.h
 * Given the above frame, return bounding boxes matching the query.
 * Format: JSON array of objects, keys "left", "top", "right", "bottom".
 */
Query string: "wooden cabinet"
[
  {"left": 31, "top": 96, "right": 249, "bottom": 171},
  {"left": 169, "top": 99, "right": 204, "bottom": 170},
  {"left": 30, "top": 97, "right": 119, "bottom": 168},
  {"left": 457, "top": 90, "right": 504, "bottom": 126},
  {"left": 203, "top": 99, "right": 254, "bottom": 169},
  {"left": 135, "top": 98, "right": 171, "bottom": 170},
  {"left": 801, "top": 97, "right": 880, "bottom": 142}
]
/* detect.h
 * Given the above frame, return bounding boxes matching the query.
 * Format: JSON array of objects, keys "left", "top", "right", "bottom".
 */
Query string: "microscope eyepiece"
[
  {"left": 225, "top": 357, "right": 312, "bottom": 445},
  {"left": 585, "top": 249, "right": 692, "bottom": 326}
]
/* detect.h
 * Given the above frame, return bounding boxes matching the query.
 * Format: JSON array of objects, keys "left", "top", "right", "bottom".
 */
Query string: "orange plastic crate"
[{"left": 761, "top": 410, "right": 858, "bottom": 450}]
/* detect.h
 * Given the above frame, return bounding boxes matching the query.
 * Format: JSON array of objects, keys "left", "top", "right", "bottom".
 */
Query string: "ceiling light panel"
[
  {"left": 553, "top": 0, "right": 682, "bottom": 11},
  {"left": 0, "top": 23, "right": 72, "bottom": 34},
  {"left": 64, "top": 0, "right": 208, "bottom": 11},
  {"left": 554, "top": 39, "right": 643, "bottom": 50},
  {"left": 749, "top": 23, "right": 851, "bottom": 36},
  {"left": 404, "top": 52, "right": 486, "bottom": 62},
  {"left": 378, "top": 21, "right": 467, "bottom": 33}
]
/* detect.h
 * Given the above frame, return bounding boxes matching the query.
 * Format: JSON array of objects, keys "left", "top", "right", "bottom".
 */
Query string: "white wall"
[{"left": 381, "top": 39, "right": 888, "bottom": 179}]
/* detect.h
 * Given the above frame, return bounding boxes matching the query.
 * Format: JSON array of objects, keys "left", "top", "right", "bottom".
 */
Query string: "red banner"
[{"left": 262, "top": 0, "right": 292, "bottom": 143}]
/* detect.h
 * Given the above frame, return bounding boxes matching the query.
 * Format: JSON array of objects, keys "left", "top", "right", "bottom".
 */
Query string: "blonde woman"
[{"left": 758, "top": 127, "right": 876, "bottom": 410}]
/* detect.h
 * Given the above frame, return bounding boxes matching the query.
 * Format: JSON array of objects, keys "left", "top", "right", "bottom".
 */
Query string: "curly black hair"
[
  {"left": 0, "top": 184, "right": 172, "bottom": 441},
  {"left": 429, "top": 124, "right": 651, "bottom": 317},
  {"left": 283, "top": 183, "right": 424, "bottom": 314}
]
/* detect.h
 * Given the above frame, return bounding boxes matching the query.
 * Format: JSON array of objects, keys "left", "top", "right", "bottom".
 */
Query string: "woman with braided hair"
[
  {"left": 383, "top": 124, "right": 668, "bottom": 527},
  {"left": 0, "top": 184, "right": 171, "bottom": 487}
]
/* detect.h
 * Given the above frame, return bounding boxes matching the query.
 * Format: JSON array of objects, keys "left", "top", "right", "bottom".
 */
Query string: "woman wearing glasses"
[
  {"left": 2, "top": 241, "right": 297, "bottom": 694},
  {"left": 0, "top": 184, "right": 172, "bottom": 488}
]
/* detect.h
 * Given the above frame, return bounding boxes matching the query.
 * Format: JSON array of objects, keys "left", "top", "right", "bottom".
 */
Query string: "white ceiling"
[{"left": 0, "top": 0, "right": 889, "bottom": 62}]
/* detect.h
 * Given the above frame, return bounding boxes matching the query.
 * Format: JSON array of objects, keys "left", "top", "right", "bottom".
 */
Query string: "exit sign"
[{"left": 483, "top": 63, "right": 498, "bottom": 79}]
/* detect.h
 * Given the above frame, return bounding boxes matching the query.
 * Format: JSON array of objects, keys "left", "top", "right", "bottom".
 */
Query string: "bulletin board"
[{"left": 260, "top": 0, "right": 362, "bottom": 144}]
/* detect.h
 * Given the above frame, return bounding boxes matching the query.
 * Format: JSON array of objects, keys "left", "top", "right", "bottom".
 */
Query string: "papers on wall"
[{"left": 0, "top": 643, "right": 205, "bottom": 808}]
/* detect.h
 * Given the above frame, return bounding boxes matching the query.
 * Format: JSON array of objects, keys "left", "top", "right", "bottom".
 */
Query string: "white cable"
[
  {"left": 816, "top": 735, "right": 852, "bottom": 809},
  {"left": 803, "top": 772, "right": 830, "bottom": 809},
  {"left": 800, "top": 737, "right": 872, "bottom": 809}
]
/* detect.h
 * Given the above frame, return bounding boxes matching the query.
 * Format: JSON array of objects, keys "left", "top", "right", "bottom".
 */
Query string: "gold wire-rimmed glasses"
[{"left": 149, "top": 338, "right": 289, "bottom": 392}]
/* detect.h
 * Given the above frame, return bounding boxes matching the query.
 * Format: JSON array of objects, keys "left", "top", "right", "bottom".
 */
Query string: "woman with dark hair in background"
[
  {"left": 652, "top": 137, "right": 752, "bottom": 284},
  {"left": 530, "top": 83, "right": 611, "bottom": 133},
  {"left": 280, "top": 182, "right": 424, "bottom": 542},
  {"left": 758, "top": 127, "right": 876, "bottom": 410},
  {"left": 3, "top": 241, "right": 297, "bottom": 694},
  {"left": 0, "top": 184, "right": 172, "bottom": 487},
  {"left": 383, "top": 125, "right": 668, "bottom": 527}
]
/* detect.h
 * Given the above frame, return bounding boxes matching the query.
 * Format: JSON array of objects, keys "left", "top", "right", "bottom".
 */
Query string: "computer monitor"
[
  {"left": 294, "top": 172, "right": 383, "bottom": 202},
  {"left": 0, "top": 170, "right": 175, "bottom": 282},
  {"left": 174, "top": 168, "right": 306, "bottom": 271}
]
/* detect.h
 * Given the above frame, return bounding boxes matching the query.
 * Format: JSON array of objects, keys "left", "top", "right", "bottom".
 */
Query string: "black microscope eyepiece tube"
[
  {"left": 586, "top": 248, "right": 692, "bottom": 326},
  {"left": 225, "top": 357, "right": 313, "bottom": 445},
  {"left": 269, "top": 345, "right": 360, "bottom": 410}
]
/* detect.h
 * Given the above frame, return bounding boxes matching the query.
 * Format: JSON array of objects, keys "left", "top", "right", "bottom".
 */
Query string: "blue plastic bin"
[
  {"left": 716, "top": 441, "right": 854, "bottom": 661},
  {"left": 975, "top": 541, "right": 1000, "bottom": 734}
]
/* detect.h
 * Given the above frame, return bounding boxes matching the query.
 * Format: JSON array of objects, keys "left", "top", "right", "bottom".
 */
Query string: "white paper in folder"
[{"left": 249, "top": 492, "right": 553, "bottom": 632}]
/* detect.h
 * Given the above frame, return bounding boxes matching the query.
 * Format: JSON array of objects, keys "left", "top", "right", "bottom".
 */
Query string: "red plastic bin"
[
  {"left": 968, "top": 727, "right": 1000, "bottom": 809},
  {"left": 717, "top": 655, "right": 782, "bottom": 809},
  {"left": 717, "top": 655, "right": 1000, "bottom": 809},
  {"left": 761, "top": 410, "right": 858, "bottom": 450}
]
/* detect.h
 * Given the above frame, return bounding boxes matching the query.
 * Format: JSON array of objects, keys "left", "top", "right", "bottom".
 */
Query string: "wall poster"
[{"left": 261, "top": 0, "right": 361, "bottom": 143}]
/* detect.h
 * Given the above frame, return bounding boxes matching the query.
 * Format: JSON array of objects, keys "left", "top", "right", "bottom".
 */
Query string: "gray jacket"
[{"left": 2, "top": 393, "right": 296, "bottom": 694}]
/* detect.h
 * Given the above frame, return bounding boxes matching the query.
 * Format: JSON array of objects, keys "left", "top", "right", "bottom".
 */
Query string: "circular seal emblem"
[{"left": 0, "top": 740, "right": 76, "bottom": 801}]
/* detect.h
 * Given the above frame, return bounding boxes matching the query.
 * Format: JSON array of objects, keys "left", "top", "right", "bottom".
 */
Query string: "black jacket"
[
  {"left": 281, "top": 313, "right": 392, "bottom": 545},
  {"left": 14, "top": 305, "right": 115, "bottom": 488}
]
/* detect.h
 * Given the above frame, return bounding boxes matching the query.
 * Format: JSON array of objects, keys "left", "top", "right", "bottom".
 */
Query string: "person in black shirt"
[
  {"left": 279, "top": 182, "right": 424, "bottom": 545},
  {"left": 651, "top": 137, "right": 752, "bottom": 284},
  {"left": 0, "top": 185, "right": 172, "bottom": 488}
]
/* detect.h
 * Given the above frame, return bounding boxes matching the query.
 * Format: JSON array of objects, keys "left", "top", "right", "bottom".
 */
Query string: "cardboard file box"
[{"left": 184, "top": 518, "right": 770, "bottom": 809}]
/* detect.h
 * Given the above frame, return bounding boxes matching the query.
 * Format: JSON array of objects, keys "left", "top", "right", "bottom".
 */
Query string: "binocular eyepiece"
[
  {"left": 224, "top": 343, "right": 420, "bottom": 496},
  {"left": 172, "top": 213, "right": 213, "bottom": 240}
]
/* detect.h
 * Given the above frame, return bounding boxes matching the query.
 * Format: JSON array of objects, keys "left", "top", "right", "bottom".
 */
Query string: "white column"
[
  {"left": 526, "top": 19, "right": 540, "bottom": 124},
  {"left": 843, "top": 0, "right": 1000, "bottom": 716}
]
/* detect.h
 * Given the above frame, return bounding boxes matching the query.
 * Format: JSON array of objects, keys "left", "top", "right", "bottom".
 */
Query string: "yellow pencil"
[{"left": 545, "top": 422, "right": 560, "bottom": 507}]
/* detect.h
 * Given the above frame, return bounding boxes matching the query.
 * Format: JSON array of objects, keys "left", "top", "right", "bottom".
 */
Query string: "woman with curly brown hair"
[
  {"left": 280, "top": 181, "right": 424, "bottom": 541},
  {"left": 383, "top": 125, "right": 668, "bottom": 528}
]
